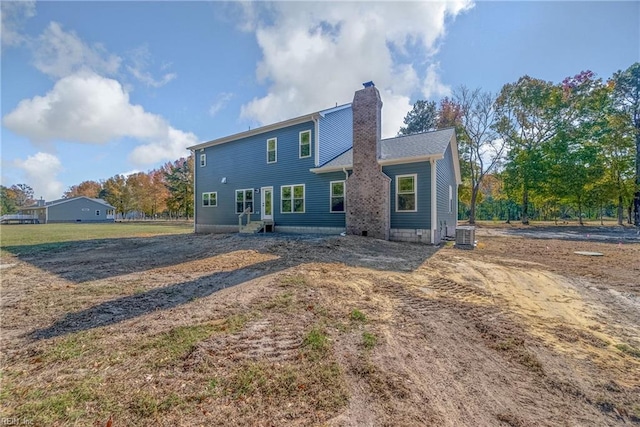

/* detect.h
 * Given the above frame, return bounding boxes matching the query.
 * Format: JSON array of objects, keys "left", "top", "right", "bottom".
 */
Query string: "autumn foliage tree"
[{"left": 63, "top": 180, "right": 103, "bottom": 198}]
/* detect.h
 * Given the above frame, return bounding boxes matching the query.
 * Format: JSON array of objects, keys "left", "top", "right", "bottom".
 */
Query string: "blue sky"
[{"left": 1, "top": 1, "right": 638, "bottom": 200}]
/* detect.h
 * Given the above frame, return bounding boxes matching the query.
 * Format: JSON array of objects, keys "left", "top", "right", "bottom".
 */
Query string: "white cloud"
[
  {"left": 209, "top": 92, "right": 234, "bottom": 117},
  {"left": 238, "top": 1, "right": 473, "bottom": 138},
  {"left": 126, "top": 45, "right": 177, "bottom": 88},
  {"left": 2, "top": 71, "right": 198, "bottom": 166},
  {"left": 1, "top": 0, "right": 36, "bottom": 47},
  {"left": 32, "top": 22, "right": 121, "bottom": 78},
  {"left": 14, "top": 152, "right": 64, "bottom": 201},
  {"left": 422, "top": 63, "right": 452, "bottom": 99}
]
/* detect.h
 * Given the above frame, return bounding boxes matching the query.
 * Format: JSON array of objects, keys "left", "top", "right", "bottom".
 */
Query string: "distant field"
[{"left": 0, "top": 222, "right": 193, "bottom": 248}]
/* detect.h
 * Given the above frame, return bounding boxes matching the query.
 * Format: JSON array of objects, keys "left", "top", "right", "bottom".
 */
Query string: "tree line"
[
  {"left": 0, "top": 157, "right": 194, "bottom": 220},
  {"left": 399, "top": 63, "right": 639, "bottom": 226},
  {"left": 3, "top": 63, "right": 638, "bottom": 226}
]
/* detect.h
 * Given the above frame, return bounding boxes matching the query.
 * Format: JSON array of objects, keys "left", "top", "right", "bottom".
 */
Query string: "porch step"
[{"left": 239, "top": 221, "right": 265, "bottom": 234}]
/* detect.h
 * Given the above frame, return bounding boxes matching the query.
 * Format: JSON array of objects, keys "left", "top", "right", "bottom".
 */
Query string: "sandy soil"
[{"left": 1, "top": 227, "right": 639, "bottom": 426}]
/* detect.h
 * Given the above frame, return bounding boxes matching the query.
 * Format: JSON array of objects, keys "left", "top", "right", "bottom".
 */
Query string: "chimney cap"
[{"left": 362, "top": 81, "right": 375, "bottom": 88}]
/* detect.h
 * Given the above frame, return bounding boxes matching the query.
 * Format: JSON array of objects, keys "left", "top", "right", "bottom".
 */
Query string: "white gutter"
[
  {"left": 313, "top": 115, "right": 320, "bottom": 167},
  {"left": 191, "top": 149, "right": 197, "bottom": 232},
  {"left": 430, "top": 159, "right": 437, "bottom": 244}
]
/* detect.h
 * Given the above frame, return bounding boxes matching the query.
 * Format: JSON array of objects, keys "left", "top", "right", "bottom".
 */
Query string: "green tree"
[
  {"left": 164, "top": 156, "right": 194, "bottom": 219},
  {"left": 611, "top": 62, "right": 640, "bottom": 226},
  {"left": 399, "top": 100, "right": 437, "bottom": 135},
  {"left": 0, "top": 186, "right": 18, "bottom": 215},
  {"left": 494, "top": 76, "right": 564, "bottom": 224}
]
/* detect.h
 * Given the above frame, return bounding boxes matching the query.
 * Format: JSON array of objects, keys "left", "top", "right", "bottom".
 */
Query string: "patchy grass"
[
  {"left": 303, "top": 326, "right": 330, "bottom": 358},
  {"left": 0, "top": 222, "right": 192, "bottom": 252},
  {"left": 362, "top": 331, "right": 378, "bottom": 350},
  {"left": 137, "top": 316, "right": 249, "bottom": 366},
  {"left": 615, "top": 343, "right": 640, "bottom": 359},
  {"left": 350, "top": 309, "right": 367, "bottom": 322},
  {"left": 279, "top": 274, "right": 308, "bottom": 287}
]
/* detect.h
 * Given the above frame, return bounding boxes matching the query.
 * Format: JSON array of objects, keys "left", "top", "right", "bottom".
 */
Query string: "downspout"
[
  {"left": 430, "top": 159, "right": 437, "bottom": 244},
  {"left": 343, "top": 167, "right": 349, "bottom": 233},
  {"left": 192, "top": 149, "right": 197, "bottom": 233},
  {"left": 313, "top": 114, "right": 320, "bottom": 167}
]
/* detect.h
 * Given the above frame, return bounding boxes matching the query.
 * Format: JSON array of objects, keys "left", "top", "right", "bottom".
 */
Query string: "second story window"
[
  {"left": 299, "top": 130, "right": 311, "bottom": 158},
  {"left": 267, "top": 138, "right": 277, "bottom": 163},
  {"left": 200, "top": 153, "right": 206, "bottom": 167}
]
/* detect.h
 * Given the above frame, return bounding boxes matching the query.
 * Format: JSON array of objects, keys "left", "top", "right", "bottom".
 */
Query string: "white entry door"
[{"left": 261, "top": 187, "right": 273, "bottom": 221}]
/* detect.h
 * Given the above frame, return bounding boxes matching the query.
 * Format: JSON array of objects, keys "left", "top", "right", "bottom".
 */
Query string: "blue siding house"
[{"left": 189, "top": 83, "right": 461, "bottom": 244}]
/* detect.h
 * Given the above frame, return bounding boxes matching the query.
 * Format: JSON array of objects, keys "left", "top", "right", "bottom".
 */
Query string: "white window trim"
[
  {"left": 202, "top": 191, "right": 217, "bottom": 207},
  {"left": 267, "top": 137, "right": 277, "bottom": 164},
  {"left": 448, "top": 185, "right": 453, "bottom": 214},
  {"left": 235, "top": 189, "right": 254, "bottom": 214},
  {"left": 299, "top": 130, "right": 311, "bottom": 159},
  {"left": 396, "top": 174, "right": 418, "bottom": 213},
  {"left": 329, "top": 180, "right": 345, "bottom": 213},
  {"left": 280, "top": 184, "right": 305, "bottom": 214},
  {"left": 200, "top": 153, "right": 206, "bottom": 167}
]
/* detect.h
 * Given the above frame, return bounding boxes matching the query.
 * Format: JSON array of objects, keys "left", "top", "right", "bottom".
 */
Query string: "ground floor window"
[
  {"left": 203, "top": 192, "right": 217, "bottom": 207},
  {"left": 236, "top": 189, "right": 253, "bottom": 213},
  {"left": 330, "top": 181, "right": 345, "bottom": 213},
  {"left": 396, "top": 174, "right": 417, "bottom": 212},
  {"left": 281, "top": 184, "right": 305, "bottom": 213},
  {"left": 96, "top": 210, "right": 100, "bottom": 216}
]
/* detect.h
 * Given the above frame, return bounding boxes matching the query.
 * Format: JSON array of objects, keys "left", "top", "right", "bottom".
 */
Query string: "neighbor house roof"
[
  {"left": 24, "top": 196, "right": 115, "bottom": 210},
  {"left": 311, "top": 128, "right": 459, "bottom": 184}
]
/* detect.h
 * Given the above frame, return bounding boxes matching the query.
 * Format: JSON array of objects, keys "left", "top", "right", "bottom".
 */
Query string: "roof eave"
[
  {"left": 378, "top": 154, "right": 443, "bottom": 166},
  {"left": 189, "top": 113, "right": 320, "bottom": 151},
  {"left": 310, "top": 165, "right": 353, "bottom": 174}
]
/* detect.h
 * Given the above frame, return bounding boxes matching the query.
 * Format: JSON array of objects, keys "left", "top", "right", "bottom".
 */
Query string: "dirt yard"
[{"left": 1, "top": 225, "right": 639, "bottom": 426}]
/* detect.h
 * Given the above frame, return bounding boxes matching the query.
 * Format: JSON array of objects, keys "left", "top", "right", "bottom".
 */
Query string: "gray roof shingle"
[{"left": 314, "top": 128, "right": 455, "bottom": 172}]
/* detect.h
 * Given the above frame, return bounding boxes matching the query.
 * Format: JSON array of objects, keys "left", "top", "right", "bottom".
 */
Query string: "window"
[
  {"left": 330, "top": 181, "right": 345, "bottom": 213},
  {"left": 96, "top": 210, "right": 100, "bottom": 216},
  {"left": 449, "top": 185, "right": 453, "bottom": 213},
  {"left": 200, "top": 153, "right": 206, "bottom": 167},
  {"left": 396, "top": 174, "right": 417, "bottom": 212},
  {"left": 299, "top": 130, "right": 311, "bottom": 158},
  {"left": 236, "top": 189, "right": 253, "bottom": 213},
  {"left": 203, "top": 192, "right": 217, "bottom": 207},
  {"left": 281, "top": 184, "right": 305, "bottom": 213},
  {"left": 267, "top": 138, "right": 277, "bottom": 163}
]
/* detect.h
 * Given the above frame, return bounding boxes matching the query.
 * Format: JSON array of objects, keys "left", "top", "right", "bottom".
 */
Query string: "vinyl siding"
[
  {"left": 46, "top": 199, "right": 114, "bottom": 223},
  {"left": 384, "top": 162, "right": 431, "bottom": 229},
  {"left": 195, "top": 120, "right": 347, "bottom": 229},
  {"left": 436, "top": 143, "right": 458, "bottom": 236},
  {"left": 318, "top": 107, "right": 353, "bottom": 166}
]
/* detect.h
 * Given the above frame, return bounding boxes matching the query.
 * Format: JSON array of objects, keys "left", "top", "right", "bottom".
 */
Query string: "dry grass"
[{"left": 1, "top": 223, "right": 639, "bottom": 425}]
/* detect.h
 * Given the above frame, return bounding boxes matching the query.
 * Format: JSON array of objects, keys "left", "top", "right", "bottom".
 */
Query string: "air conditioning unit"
[{"left": 455, "top": 226, "right": 475, "bottom": 249}]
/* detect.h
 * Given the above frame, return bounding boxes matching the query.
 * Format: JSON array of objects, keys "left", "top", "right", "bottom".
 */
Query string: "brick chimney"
[{"left": 345, "top": 82, "right": 391, "bottom": 240}]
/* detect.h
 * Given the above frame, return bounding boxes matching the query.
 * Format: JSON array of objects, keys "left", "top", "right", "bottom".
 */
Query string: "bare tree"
[{"left": 454, "top": 86, "right": 505, "bottom": 224}]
